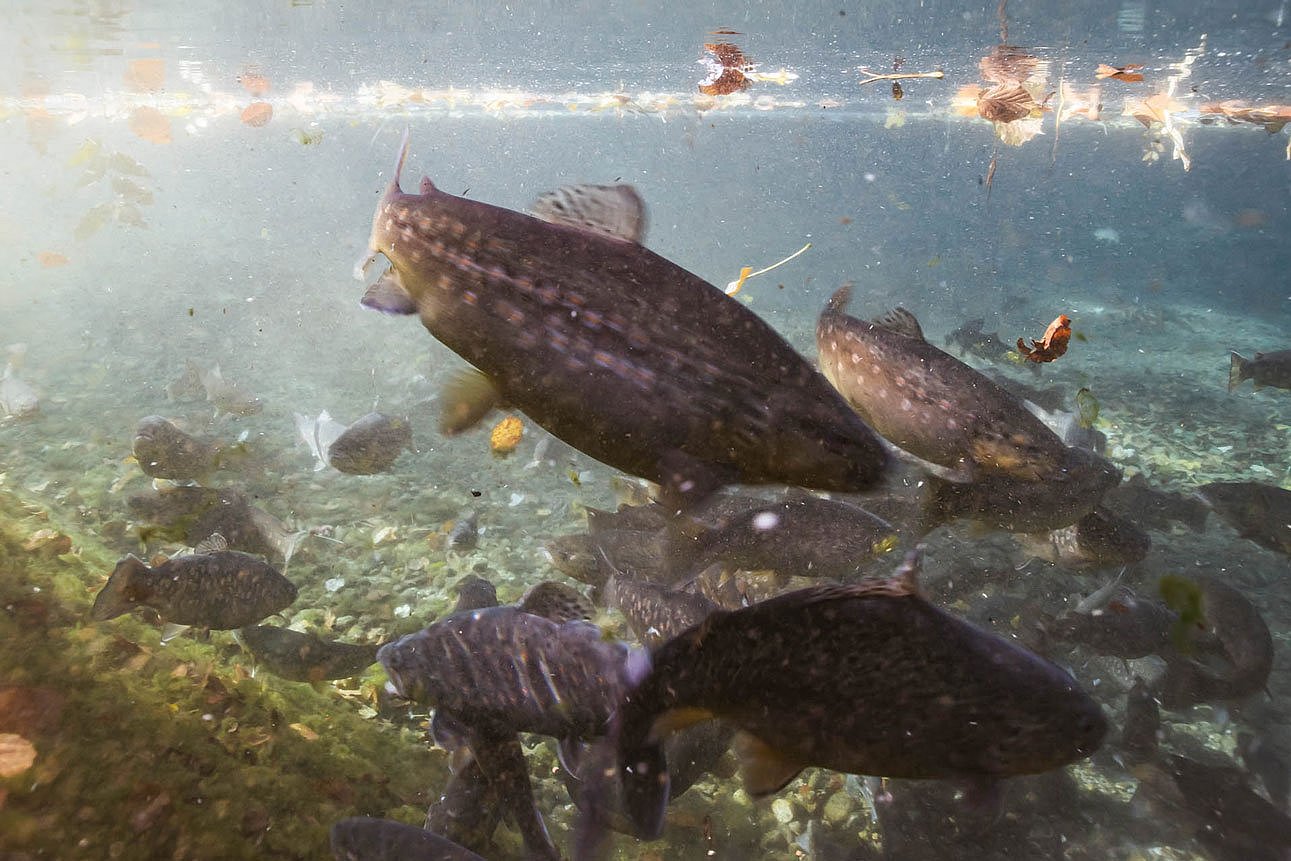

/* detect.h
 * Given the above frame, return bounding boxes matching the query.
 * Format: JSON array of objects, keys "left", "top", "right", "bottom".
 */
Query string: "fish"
[
  {"left": 943, "top": 318, "right": 1027, "bottom": 369},
  {"left": 515, "top": 580, "right": 594, "bottom": 624},
  {"left": 380, "top": 600, "right": 646, "bottom": 860},
  {"left": 1198, "top": 481, "right": 1291, "bottom": 555},
  {"left": 327, "top": 412, "right": 413, "bottom": 474},
  {"left": 450, "top": 574, "right": 496, "bottom": 612},
  {"left": 921, "top": 445, "right": 1122, "bottom": 534},
  {"left": 1023, "top": 401, "right": 1107, "bottom": 454},
  {"left": 1158, "top": 578, "right": 1274, "bottom": 710},
  {"left": 1236, "top": 729, "right": 1291, "bottom": 810},
  {"left": 90, "top": 537, "right": 297, "bottom": 630},
  {"left": 329, "top": 817, "right": 485, "bottom": 861},
  {"left": 1131, "top": 755, "right": 1291, "bottom": 861},
  {"left": 379, "top": 607, "right": 645, "bottom": 742},
  {"left": 0, "top": 344, "right": 39, "bottom": 418},
  {"left": 981, "top": 369, "right": 1064, "bottom": 412},
  {"left": 1044, "top": 583, "right": 1175, "bottom": 659},
  {"left": 601, "top": 576, "right": 720, "bottom": 649},
  {"left": 168, "top": 360, "right": 262, "bottom": 417},
  {"left": 544, "top": 529, "right": 673, "bottom": 590},
  {"left": 1075, "top": 387, "right": 1099, "bottom": 428},
  {"left": 1119, "top": 677, "right": 1159, "bottom": 764},
  {"left": 1015, "top": 508, "right": 1150, "bottom": 568},
  {"left": 131, "top": 415, "right": 224, "bottom": 480},
  {"left": 1228, "top": 349, "right": 1291, "bottom": 392},
  {"left": 816, "top": 289, "right": 1072, "bottom": 483},
  {"left": 236, "top": 625, "right": 379, "bottom": 682},
  {"left": 614, "top": 549, "right": 1107, "bottom": 840},
  {"left": 293, "top": 410, "right": 349, "bottom": 471},
  {"left": 127, "top": 485, "right": 305, "bottom": 564},
  {"left": 1102, "top": 473, "right": 1210, "bottom": 533},
  {"left": 446, "top": 510, "right": 479, "bottom": 552},
  {"left": 355, "top": 131, "right": 887, "bottom": 509}
]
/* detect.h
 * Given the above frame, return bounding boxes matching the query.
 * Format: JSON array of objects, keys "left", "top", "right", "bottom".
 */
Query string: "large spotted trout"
[{"left": 355, "top": 132, "right": 887, "bottom": 507}]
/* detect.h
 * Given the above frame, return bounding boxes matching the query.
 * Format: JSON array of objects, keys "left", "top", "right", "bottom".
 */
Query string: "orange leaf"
[
  {"left": 128, "top": 107, "right": 171, "bottom": 144},
  {"left": 240, "top": 102, "right": 273, "bottom": 127},
  {"left": 124, "top": 58, "right": 165, "bottom": 93}
]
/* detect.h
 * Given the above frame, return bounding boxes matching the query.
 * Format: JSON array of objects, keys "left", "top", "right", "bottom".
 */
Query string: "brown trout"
[{"left": 355, "top": 132, "right": 887, "bottom": 507}]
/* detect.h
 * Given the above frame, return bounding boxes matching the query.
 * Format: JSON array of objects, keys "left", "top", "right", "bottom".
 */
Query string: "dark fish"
[
  {"left": 329, "top": 817, "right": 484, "bottom": 861},
  {"left": 1228, "top": 349, "right": 1291, "bottom": 392},
  {"left": 131, "top": 415, "right": 222, "bottom": 480},
  {"left": 91, "top": 546, "right": 296, "bottom": 629},
  {"left": 355, "top": 132, "right": 887, "bottom": 508},
  {"left": 128, "top": 486, "right": 303, "bottom": 563},
  {"left": 167, "top": 359, "right": 263, "bottom": 417},
  {"left": 1159, "top": 578, "right": 1274, "bottom": 710},
  {"left": 1102, "top": 473, "right": 1209, "bottom": 533},
  {"left": 601, "top": 576, "right": 720, "bottom": 648},
  {"left": 676, "top": 495, "right": 898, "bottom": 582},
  {"left": 1120, "top": 677, "right": 1159, "bottom": 764},
  {"left": 516, "top": 580, "right": 594, "bottom": 624},
  {"left": 326, "top": 412, "right": 412, "bottom": 475},
  {"left": 585, "top": 502, "right": 671, "bottom": 535},
  {"left": 450, "top": 574, "right": 497, "bottom": 613},
  {"left": 921, "top": 445, "right": 1122, "bottom": 533},
  {"left": 236, "top": 625, "right": 378, "bottom": 682},
  {"left": 1045, "top": 583, "right": 1175, "bottom": 659},
  {"left": 1131, "top": 755, "right": 1291, "bottom": 861},
  {"left": 379, "top": 606, "right": 645, "bottom": 742},
  {"left": 615, "top": 550, "right": 1106, "bottom": 839},
  {"left": 817, "top": 290, "right": 1070, "bottom": 482},
  {"left": 1237, "top": 729, "right": 1291, "bottom": 809},
  {"left": 1016, "top": 508, "right": 1150, "bottom": 568},
  {"left": 545, "top": 529, "right": 672, "bottom": 590},
  {"left": 944, "top": 318, "right": 1034, "bottom": 372},
  {"left": 1198, "top": 481, "right": 1291, "bottom": 556},
  {"left": 446, "top": 510, "right": 479, "bottom": 551}
]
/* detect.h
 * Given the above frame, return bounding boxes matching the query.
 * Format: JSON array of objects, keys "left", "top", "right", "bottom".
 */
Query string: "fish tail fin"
[
  {"left": 278, "top": 530, "right": 309, "bottom": 571},
  {"left": 825, "top": 283, "right": 854, "bottom": 315},
  {"left": 90, "top": 555, "right": 150, "bottom": 621},
  {"left": 1228, "top": 352, "right": 1250, "bottom": 392}
]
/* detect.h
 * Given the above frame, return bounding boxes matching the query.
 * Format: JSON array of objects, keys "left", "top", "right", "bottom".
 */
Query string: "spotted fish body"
[
  {"left": 616, "top": 551, "right": 1107, "bottom": 839},
  {"left": 132, "top": 415, "right": 221, "bottom": 480},
  {"left": 90, "top": 551, "right": 297, "bottom": 629},
  {"left": 356, "top": 133, "right": 887, "bottom": 503},
  {"left": 816, "top": 287, "right": 1068, "bottom": 482}
]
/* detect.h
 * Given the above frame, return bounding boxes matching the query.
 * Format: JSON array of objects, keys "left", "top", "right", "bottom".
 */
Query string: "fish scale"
[{"left": 357, "top": 132, "right": 887, "bottom": 504}]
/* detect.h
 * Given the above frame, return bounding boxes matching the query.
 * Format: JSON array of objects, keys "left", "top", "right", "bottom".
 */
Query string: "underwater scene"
[{"left": 2, "top": 0, "right": 1291, "bottom": 858}]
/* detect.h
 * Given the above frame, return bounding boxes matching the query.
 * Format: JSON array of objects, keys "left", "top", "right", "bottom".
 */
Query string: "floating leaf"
[{"left": 128, "top": 107, "right": 171, "bottom": 144}]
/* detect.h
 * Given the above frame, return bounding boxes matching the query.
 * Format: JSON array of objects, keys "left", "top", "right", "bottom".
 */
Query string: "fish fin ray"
[
  {"left": 825, "top": 284, "right": 853, "bottom": 314},
  {"left": 870, "top": 306, "right": 926, "bottom": 340},
  {"left": 1228, "top": 352, "right": 1249, "bottom": 392},
  {"left": 531, "top": 184, "right": 647, "bottom": 243},
  {"left": 360, "top": 269, "right": 418, "bottom": 315},
  {"left": 194, "top": 533, "right": 228, "bottom": 554}
]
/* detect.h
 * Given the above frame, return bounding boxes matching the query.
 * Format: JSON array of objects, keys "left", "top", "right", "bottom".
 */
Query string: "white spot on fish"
[
  {"left": 1093, "top": 227, "right": 1120, "bottom": 244},
  {"left": 752, "top": 511, "right": 781, "bottom": 532}
]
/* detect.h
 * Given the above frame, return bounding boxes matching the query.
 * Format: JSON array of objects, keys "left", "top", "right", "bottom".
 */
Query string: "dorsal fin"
[
  {"left": 531, "top": 184, "right": 647, "bottom": 243},
  {"left": 871, "top": 306, "right": 925, "bottom": 341},
  {"left": 825, "top": 284, "right": 853, "bottom": 315},
  {"left": 195, "top": 533, "right": 229, "bottom": 554}
]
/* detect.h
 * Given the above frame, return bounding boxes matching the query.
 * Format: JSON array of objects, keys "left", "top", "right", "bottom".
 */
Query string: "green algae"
[{"left": 0, "top": 489, "right": 445, "bottom": 859}]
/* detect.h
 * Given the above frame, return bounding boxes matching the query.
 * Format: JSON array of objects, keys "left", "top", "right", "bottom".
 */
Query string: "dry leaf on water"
[
  {"left": 124, "top": 58, "right": 165, "bottom": 93},
  {"left": 240, "top": 102, "right": 273, "bottom": 127},
  {"left": 129, "top": 107, "right": 171, "bottom": 144}
]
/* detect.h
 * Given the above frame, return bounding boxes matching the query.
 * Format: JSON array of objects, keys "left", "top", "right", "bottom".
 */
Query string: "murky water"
[{"left": 2, "top": 1, "right": 1290, "bottom": 859}]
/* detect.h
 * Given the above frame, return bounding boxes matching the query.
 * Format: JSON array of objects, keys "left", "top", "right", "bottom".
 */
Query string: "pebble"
[
  {"left": 823, "top": 791, "right": 853, "bottom": 824},
  {"left": 771, "top": 798, "right": 794, "bottom": 824},
  {"left": 324, "top": 577, "right": 346, "bottom": 593}
]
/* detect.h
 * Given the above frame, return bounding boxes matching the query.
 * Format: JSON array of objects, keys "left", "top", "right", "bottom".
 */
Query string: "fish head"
[
  {"left": 975, "top": 667, "right": 1109, "bottom": 775},
  {"left": 90, "top": 556, "right": 152, "bottom": 621},
  {"left": 376, "top": 634, "right": 427, "bottom": 703}
]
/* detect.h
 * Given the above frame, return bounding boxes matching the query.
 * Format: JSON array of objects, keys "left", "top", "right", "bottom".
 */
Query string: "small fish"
[
  {"left": 1102, "top": 473, "right": 1209, "bottom": 533},
  {"left": 817, "top": 290, "right": 1071, "bottom": 483},
  {"left": 1228, "top": 349, "right": 1291, "bottom": 393},
  {"left": 329, "top": 817, "right": 485, "bottom": 861},
  {"left": 943, "top": 318, "right": 1023, "bottom": 367},
  {"left": 326, "top": 412, "right": 412, "bottom": 475},
  {"left": 1017, "top": 508, "right": 1150, "bottom": 568},
  {"left": 614, "top": 549, "right": 1106, "bottom": 840},
  {"left": 236, "top": 625, "right": 379, "bottom": 682},
  {"left": 127, "top": 486, "right": 304, "bottom": 563},
  {"left": 450, "top": 573, "right": 497, "bottom": 613},
  {"left": 677, "top": 494, "right": 899, "bottom": 582},
  {"left": 447, "top": 510, "right": 479, "bottom": 552},
  {"left": 0, "top": 344, "right": 39, "bottom": 419},
  {"left": 1075, "top": 387, "right": 1100, "bottom": 429},
  {"left": 1197, "top": 481, "right": 1291, "bottom": 556},
  {"left": 1016, "top": 315, "right": 1072, "bottom": 364},
  {"left": 356, "top": 131, "right": 887, "bottom": 511},
  {"left": 1130, "top": 755, "right": 1291, "bottom": 860},
  {"left": 1045, "top": 583, "right": 1175, "bottom": 659},
  {"left": 132, "top": 415, "right": 223, "bottom": 480},
  {"left": 169, "top": 360, "right": 262, "bottom": 417},
  {"left": 91, "top": 538, "right": 297, "bottom": 629},
  {"left": 545, "top": 529, "right": 673, "bottom": 590},
  {"left": 921, "top": 445, "right": 1122, "bottom": 534},
  {"left": 294, "top": 410, "right": 349, "bottom": 471},
  {"left": 1159, "top": 577, "right": 1274, "bottom": 710}
]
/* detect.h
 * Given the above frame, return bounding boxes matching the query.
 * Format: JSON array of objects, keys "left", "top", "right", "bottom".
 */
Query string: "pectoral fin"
[
  {"left": 735, "top": 731, "right": 806, "bottom": 797},
  {"left": 439, "top": 369, "right": 502, "bottom": 435},
  {"left": 360, "top": 269, "right": 418, "bottom": 316}
]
